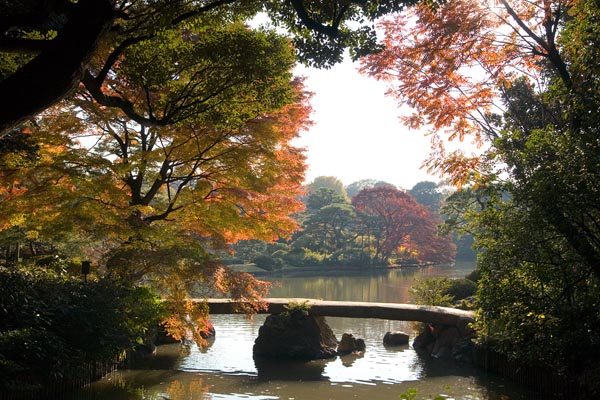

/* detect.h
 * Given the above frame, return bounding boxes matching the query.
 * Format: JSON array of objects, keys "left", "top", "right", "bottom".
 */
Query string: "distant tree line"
[{"left": 225, "top": 177, "right": 475, "bottom": 270}]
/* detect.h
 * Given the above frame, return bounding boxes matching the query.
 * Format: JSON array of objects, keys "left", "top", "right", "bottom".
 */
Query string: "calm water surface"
[{"left": 75, "top": 262, "right": 539, "bottom": 399}]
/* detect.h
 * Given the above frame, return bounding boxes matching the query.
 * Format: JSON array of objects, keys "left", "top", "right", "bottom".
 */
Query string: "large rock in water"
[{"left": 253, "top": 309, "right": 338, "bottom": 360}]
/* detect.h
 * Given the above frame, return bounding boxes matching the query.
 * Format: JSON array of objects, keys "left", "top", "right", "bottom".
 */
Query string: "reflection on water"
[
  {"left": 263, "top": 262, "right": 478, "bottom": 303},
  {"left": 76, "top": 314, "right": 536, "bottom": 399},
  {"left": 72, "top": 262, "right": 540, "bottom": 399},
  {"left": 254, "top": 358, "right": 329, "bottom": 381}
]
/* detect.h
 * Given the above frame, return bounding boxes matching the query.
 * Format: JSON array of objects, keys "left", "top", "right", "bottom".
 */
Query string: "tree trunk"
[{"left": 0, "top": 0, "right": 115, "bottom": 135}]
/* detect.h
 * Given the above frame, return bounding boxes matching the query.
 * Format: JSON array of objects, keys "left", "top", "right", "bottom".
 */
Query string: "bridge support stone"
[
  {"left": 253, "top": 310, "right": 338, "bottom": 360},
  {"left": 413, "top": 322, "right": 475, "bottom": 360}
]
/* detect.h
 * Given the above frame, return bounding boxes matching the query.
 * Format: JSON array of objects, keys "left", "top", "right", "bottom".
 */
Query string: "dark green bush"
[
  {"left": 446, "top": 278, "right": 477, "bottom": 301},
  {"left": 0, "top": 266, "right": 165, "bottom": 396},
  {"left": 282, "top": 248, "right": 307, "bottom": 267},
  {"left": 465, "top": 268, "right": 480, "bottom": 283},
  {"left": 270, "top": 249, "right": 288, "bottom": 259},
  {"left": 283, "top": 248, "right": 326, "bottom": 267},
  {"left": 253, "top": 255, "right": 276, "bottom": 271},
  {"left": 221, "top": 256, "right": 245, "bottom": 265}
]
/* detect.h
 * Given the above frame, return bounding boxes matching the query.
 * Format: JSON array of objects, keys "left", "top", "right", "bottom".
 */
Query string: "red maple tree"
[{"left": 352, "top": 186, "right": 455, "bottom": 265}]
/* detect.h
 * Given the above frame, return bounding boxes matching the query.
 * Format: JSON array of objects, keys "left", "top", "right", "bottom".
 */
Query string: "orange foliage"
[
  {"left": 161, "top": 259, "right": 271, "bottom": 343},
  {"left": 360, "top": 0, "right": 561, "bottom": 184}
]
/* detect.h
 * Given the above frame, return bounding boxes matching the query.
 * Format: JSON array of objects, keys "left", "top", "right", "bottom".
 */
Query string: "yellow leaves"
[
  {"left": 162, "top": 296, "right": 211, "bottom": 346},
  {"left": 157, "top": 260, "right": 272, "bottom": 347},
  {"left": 206, "top": 264, "right": 271, "bottom": 314},
  {"left": 130, "top": 205, "right": 156, "bottom": 216},
  {"left": 1, "top": 153, "right": 28, "bottom": 169},
  {"left": 25, "top": 230, "right": 40, "bottom": 240},
  {"left": 8, "top": 213, "right": 26, "bottom": 227},
  {"left": 422, "top": 134, "right": 486, "bottom": 188}
]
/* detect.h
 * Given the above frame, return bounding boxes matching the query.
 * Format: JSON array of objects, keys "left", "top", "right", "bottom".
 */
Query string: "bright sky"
[
  {"left": 251, "top": 15, "right": 479, "bottom": 191},
  {"left": 293, "top": 59, "right": 440, "bottom": 191}
]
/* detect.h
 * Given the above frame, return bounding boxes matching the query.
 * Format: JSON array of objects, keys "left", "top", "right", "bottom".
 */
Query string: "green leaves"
[
  {"left": 0, "top": 266, "right": 165, "bottom": 395},
  {"left": 110, "top": 21, "right": 296, "bottom": 128},
  {"left": 399, "top": 387, "right": 449, "bottom": 400}
]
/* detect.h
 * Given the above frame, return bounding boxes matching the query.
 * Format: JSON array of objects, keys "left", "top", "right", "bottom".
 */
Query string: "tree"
[
  {"left": 409, "top": 181, "right": 441, "bottom": 213},
  {"left": 360, "top": 0, "right": 600, "bottom": 277},
  {"left": 352, "top": 186, "right": 454, "bottom": 265},
  {"left": 294, "top": 190, "right": 357, "bottom": 254},
  {"left": 443, "top": 184, "right": 600, "bottom": 378},
  {"left": 0, "top": 0, "right": 423, "bottom": 135},
  {"left": 364, "top": 0, "right": 600, "bottom": 382},
  {"left": 345, "top": 178, "right": 395, "bottom": 199},
  {"left": 306, "top": 187, "right": 348, "bottom": 212},
  {"left": 0, "top": 22, "right": 311, "bottom": 314},
  {"left": 304, "top": 176, "right": 349, "bottom": 203},
  {"left": 360, "top": 0, "right": 556, "bottom": 185}
]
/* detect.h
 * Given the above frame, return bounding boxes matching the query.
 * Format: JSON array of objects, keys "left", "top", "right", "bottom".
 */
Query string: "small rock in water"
[
  {"left": 383, "top": 331, "right": 410, "bottom": 346},
  {"left": 337, "top": 333, "right": 366, "bottom": 355}
]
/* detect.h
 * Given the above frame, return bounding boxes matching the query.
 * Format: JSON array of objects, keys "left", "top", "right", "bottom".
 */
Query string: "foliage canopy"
[
  {"left": 0, "top": 0, "right": 423, "bottom": 134},
  {"left": 366, "top": 0, "right": 600, "bottom": 383},
  {"left": 0, "top": 17, "right": 312, "bottom": 337}
]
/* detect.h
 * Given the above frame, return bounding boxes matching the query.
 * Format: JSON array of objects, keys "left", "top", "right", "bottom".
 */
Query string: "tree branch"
[
  {"left": 0, "top": 0, "right": 115, "bottom": 136},
  {"left": 289, "top": 0, "right": 340, "bottom": 38}
]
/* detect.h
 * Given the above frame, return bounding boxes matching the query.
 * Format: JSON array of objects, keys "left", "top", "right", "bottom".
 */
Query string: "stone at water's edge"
[
  {"left": 200, "top": 321, "right": 216, "bottom": 339},
  {"left": 413, "top": 324, "right": 463, "bottom": 359},
  {"left": 383, "top": 331, "right": 410, "bottom": 346},
  {"left": 337, "top": 333, "right": 366, "bottom": 355},
  {"left": 253, "top": 310, "right": 338, "bottom": 360}
]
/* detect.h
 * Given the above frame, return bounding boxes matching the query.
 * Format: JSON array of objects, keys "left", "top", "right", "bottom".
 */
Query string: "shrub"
[
  {"left": 465, "top": 268, "right": 480, "bottom": 283},
  {"left": 271, "top": 249, "right": 288, "bottom": 259},
  {"left": 253, "top": 255, "right": 277, "bottom": 271},
  {"left": 221, "top": 256, "right": 245, "bottom": 265},
  {"left": 410, "top": 277, "right": 477, "bottom": 308},
  {"left": 446, "top": 278, "right": 477, "bottom": 301},
  {"left": 300, "top": 249, "right": 326, "bottom": 266},
  {"left": 410, "top": 278, "right": 454, "bottom": 307},
  {"left": 0, "top": 266, "right": 165, "bottom": 396}
]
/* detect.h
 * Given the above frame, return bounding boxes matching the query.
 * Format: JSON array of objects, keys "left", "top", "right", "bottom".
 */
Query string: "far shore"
[{"left": 226, "top": 262, "right": 459, "bottom": 278}]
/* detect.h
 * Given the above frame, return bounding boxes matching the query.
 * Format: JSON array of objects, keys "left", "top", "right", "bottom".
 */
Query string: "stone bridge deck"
[{"left": 201, "top": 298, "right": 475, "bottom": 328}]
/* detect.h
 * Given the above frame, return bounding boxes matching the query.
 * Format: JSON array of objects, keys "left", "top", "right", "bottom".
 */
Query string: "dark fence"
[{"left": 0, "top": 359, "right": 117, "bottom": 400}]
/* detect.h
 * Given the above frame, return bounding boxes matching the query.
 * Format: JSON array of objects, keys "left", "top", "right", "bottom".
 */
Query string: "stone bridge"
[{"left": 200, "top": 298, "right": 474, "bottom": 329}]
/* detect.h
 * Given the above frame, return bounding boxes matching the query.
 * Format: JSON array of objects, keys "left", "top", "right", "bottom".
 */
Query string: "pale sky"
[
  {"left": 251, "top": 15, "right": 478, "bottom": 191},
  {"left": 293, "top": 59, "right": 440, "bottom": 191}
]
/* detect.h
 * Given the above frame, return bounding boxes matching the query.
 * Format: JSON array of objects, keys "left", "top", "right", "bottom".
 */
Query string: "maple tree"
[
  {"left": 352, "top": 186, "right": 455, "bottom": 264},
  {"left": 360, "top": 0, "right": 600, "bottom": 277},
  {"left": 0, "top": 0, "right": 425, "bottom": 135},
  {"left": 360, "top": 0, "right": 565, "bottom": 185},
  {"left": 364, "top": 0, "right": 600, "bottom": 382},
  {"left": 0, "top": 22, "right": 311, "bottom": 326}
]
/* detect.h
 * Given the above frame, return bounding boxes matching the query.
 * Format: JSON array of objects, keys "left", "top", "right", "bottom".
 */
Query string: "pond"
[{"left": 73, "top": 262, "right": 540, "bottom": 399}]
